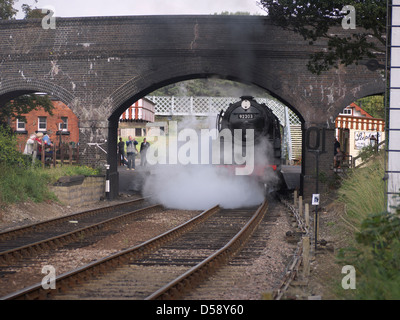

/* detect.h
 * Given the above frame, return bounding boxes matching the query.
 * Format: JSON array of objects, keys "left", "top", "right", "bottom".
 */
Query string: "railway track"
[
  {"left": 0, "top": 197, "right": 155, "bottom": 264},
  {"left": 2, "top": 200, "right": 268, "bottom": 300}
]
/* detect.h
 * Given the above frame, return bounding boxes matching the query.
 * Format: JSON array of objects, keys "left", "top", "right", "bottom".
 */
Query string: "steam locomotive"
[{"left": 216, "top": 96, "right": 283, "bottom": 193}]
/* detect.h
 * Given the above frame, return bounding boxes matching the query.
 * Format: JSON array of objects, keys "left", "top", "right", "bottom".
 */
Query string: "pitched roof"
[{"left": 348, "top": 102, "right": 373, "bottom": 118}]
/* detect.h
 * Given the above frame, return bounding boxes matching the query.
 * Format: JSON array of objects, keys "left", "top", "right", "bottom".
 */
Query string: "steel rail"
[
  {"left": 0, "top": 204, "right": 162, "bottom": 264},
  {"left": 145, "top": 199, "right": 268, "bottom": 300},
  {"left": 0, "top": 197, "right": 149, "bottom": 242},
  {"left": 2, "top": 205, "right": 220, "bottom": 300}
]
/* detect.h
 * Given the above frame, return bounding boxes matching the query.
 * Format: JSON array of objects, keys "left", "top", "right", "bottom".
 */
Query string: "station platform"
[{"left": 118, "top": 160, "right": 150, "bottom": 195}]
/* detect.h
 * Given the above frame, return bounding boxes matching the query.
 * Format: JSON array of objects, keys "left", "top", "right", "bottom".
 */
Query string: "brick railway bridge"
[{"left": 0, "top": 15, "right": 385, "bottom": 199}]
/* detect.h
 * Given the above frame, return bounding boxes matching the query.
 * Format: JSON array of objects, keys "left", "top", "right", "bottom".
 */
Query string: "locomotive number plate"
[{"left": 238, "top": 113, "right": 254, "bottom": 119}]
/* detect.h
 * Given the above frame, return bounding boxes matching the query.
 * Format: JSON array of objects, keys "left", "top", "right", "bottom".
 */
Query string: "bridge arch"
[
  {"left": 105, "top": 70, "right": 307, "bottom": 199},
  {"left": 107, "top": 69, "right": 306, "bottom": 125},
  {"left": 0, "top": 78, "right": 75, "bottom": 108},
  {"left": 331, "top": 80, "right": 386, "bottom": 119}
]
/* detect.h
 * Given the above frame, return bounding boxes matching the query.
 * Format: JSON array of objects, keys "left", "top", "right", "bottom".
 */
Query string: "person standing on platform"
[
  {"left": 126, "top": 136, "right": 138, "bottom": 170},
  {"left": 118, "top": 137, "right": 125, "bottom": 166},
  {"left": 140, "top": 138, "right": 150, "bottom": 166}
]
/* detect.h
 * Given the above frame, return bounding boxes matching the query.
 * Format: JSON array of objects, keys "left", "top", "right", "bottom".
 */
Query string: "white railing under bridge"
[{"left": 146, "top": 96, "right": 302, "bottom": 162}]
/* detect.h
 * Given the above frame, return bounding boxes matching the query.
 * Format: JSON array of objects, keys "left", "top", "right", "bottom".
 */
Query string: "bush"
[
  {"left": 0, "top": 125, "right": 101, "bottom": 205},
  {"left": 0, "top": 163, "right": 57, "bottom": 204},
  {"left": 338, "top": 209, "right": 400, "bottom": 299},
  {"left": 0, "top": 125, "right": 31, "bottom": 168},
  {"left": 0, "top": 164, "right": 102, "bottom": 205},
  {"left": 336, "top": 153, "right": 400, "bottom": 299}
]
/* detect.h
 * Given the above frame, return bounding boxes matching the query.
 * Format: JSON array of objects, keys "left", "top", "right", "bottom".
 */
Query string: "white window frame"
[
  {"left": 38, "top": 116, "right": 47, "bottom": 131},
  {"left": 16, "top": 119, "right": 26, "bottom": 131},
  {"left": 59, "top": 117, "right": 68, "bottom": 131}
]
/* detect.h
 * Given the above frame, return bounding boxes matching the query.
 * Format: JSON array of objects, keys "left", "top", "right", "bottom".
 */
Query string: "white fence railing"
[{"left": 146, "top": 96, "right": 302, "bottom": 161}]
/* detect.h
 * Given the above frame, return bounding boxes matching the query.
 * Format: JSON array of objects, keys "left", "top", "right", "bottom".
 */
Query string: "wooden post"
[
  {"left": 302, "top": 236, "right": 310, "bottom": 278},
  {"left": 315, "top": 213, "right": 319, "bottom": 245},
  {"left": 61, "top": 143, "right": 64, "bottom": 165},
  {"left": 299, "top": 196, "right": 303, "bottom": 217},
  {"left": 69, "top": 144, "right": 73, "bottom": 165},
  {"left": 41, "top": 140, "right": 45, "bottom": 168},
  {"left": 52, "top": 144, "right": 56, "bottom": 168},
  {"left": 305, "top": 203, "right": 310, "bottom": 229},
  {"left": 294, "top": 190, "right": 298, "bottom": 206}
]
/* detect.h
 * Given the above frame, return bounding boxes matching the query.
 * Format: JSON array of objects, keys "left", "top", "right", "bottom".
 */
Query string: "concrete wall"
[{"left": 50, "top": 175, "right": 105, "bottom": 207}]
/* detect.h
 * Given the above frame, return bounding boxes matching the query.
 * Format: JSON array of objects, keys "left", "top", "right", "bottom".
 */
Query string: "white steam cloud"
[
  {"left": 143, "top": 164, "right": 265, "bottom": 210},
  {"left": 142, "top": 116, "right": 280, "bottom": 210}
]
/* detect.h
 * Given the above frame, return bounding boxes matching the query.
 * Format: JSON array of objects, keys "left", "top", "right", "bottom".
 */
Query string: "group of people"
[
  {"left": 23, "top": 132, "right": 53, "bottom": 162},
  {"left": 118, "top": 136, "right": 150, "bottom": 170}
]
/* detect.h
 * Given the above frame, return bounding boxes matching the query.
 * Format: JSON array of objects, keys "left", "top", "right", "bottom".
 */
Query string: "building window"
[
  {"left": 16, "top": 119, "right": 26, "bottom": 132},
  {"left": 38, "top": 117, "right": 47, "bottom": 131},
  {"left": 135, "top": 128, "right": 142, "bottom": 137},
  {"left": 342, "top": 108, "right": 352, "bottom": 115},
  {"left": 59, "top": 117, "right": 68, "bottom": 131}
]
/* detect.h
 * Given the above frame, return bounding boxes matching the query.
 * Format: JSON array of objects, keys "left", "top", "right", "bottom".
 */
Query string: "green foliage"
[
  {"left": 0, "top": 125, "right": 31, "bottom": 168},
  {"left": 357, "top": 145, "right": 378, "bottom": 162},
  {"left": 338, "top": 209, "right": 400, "bottom": 299},
  {"left": 0, "top": 163, "right": 101, "bottom": 205},
  {"left": 258, "top": 0, "right": 386, "bottom": 74},
  {"left": 0, "top": 0, "right": 17, "bottom": 19},
  {"left": 337, "top": 154, "right": 385, "bottom": 226},
  {"left": 0, "top": 124, "right": 101, "bottom": 205},
  {"left": 46, "top": 165, "right": 101, "bottom": 184},
  {"left": 22, "top": 1, "right": 45, "bottom": 19},
  {"left": 0, "top": 163, "right": 57, "bottom": 203},
  {"left": 151, "top": 78, "right": 266, "bottom": 97},
  {"left": 356, "top": 95, "right": 385, "bottom": 119},
  {"left": 356, "top": 211, "right": 400, "bottom": 249},
  {"left": 1, "top": 94, "right": 54, "bottom": 127},
  {"left": 336, "top": 154, "right": 400, "bottom": 299},
  {"left": 0, "top": 0, "right": 39, "bottom": 20}
]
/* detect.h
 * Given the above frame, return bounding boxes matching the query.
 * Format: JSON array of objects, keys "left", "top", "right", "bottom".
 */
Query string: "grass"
[
  {"left": 334, "top": 152, "right": 400, "bottom": 300},
  {"left": 336, "top": 153, "right": 386, "bottom": 229},
  {"left": 0, "top": 164, "right": 101, "bottom": 205}
]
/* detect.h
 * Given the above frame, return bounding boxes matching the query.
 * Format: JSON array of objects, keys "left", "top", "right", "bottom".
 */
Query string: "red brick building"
[{"left": 12, "top": 100, "right": 79, "bottom": 152}]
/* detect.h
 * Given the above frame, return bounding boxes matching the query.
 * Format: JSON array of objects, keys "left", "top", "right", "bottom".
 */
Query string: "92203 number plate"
[{"left": 237, "top": 113, "right": 255, "bottom": 119}]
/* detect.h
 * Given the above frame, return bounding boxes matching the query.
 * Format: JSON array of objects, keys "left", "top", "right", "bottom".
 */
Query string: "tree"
[
  {"left": 0, "top": 0, "right": 17, "bottom": 19},
  {"left": 356, "top": 95, "right": 385, "bottom": 119},
  {"left": 22, "top": 1, "right": 47, "bottom": 19},
  {"left": 1, "top": 94, "right": 54, "bottom": 126},
  {"left": 0, "top": 0, "right": 42, "bottom": 19},
  {"left": 257, "top": 0, "right": 386, "bottom": 74}
]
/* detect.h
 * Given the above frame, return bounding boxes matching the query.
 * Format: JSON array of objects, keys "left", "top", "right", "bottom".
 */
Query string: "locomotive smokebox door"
[{"left": 241, "top": 99, "right": 251, "bottom": 110}]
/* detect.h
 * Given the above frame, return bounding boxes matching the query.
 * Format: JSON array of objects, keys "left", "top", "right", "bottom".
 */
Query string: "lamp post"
[{"left": 370, "top": 134, "right": 377, "bottom": 153}]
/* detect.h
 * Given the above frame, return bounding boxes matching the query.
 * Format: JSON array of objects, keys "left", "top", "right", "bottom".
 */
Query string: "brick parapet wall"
[{"left": 50, "top": 175, "right": 105, "bottom": 207}]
